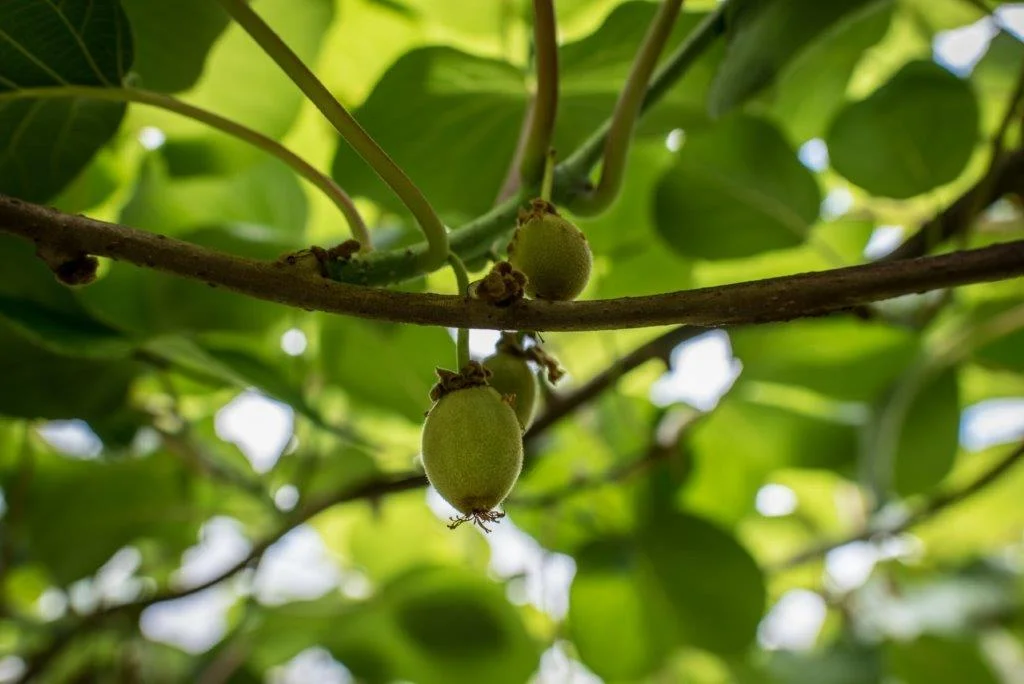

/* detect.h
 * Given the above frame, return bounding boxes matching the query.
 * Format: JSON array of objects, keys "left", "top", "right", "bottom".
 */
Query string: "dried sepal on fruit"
[
  {"left": 508, "top": 199, "right": 592, "bottom": 301},
  {"left": 422, "top": 362, "right": 524, "bottom": 532}
]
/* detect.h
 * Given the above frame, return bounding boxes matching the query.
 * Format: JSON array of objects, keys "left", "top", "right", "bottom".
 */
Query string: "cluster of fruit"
[{"left": 420, "top": 199, "right": 593, "bottom": 531}]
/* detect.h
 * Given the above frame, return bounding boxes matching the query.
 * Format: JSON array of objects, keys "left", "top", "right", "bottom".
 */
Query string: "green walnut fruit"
[
  {"left": 508, "top": 207, "right": 592, "bottom": 301},
  {"left": 421, "top": 386, "right": 524, "bottom": 515},
  {"left": 484, "top": 352, "right": 539, "bottom": 430}
]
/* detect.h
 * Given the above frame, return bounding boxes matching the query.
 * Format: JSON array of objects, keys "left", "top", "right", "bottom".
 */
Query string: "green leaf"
[
  {"left": 2, "top": 449, "right": 198, "bottom": 585},
  {"left": 119, "top": 154, "right": 308, "bottom": 238},
  {"left": 320, "top": 318, "right": 452, "bottom": 422},
  {"left": 888, "top": 367, "right": 961, "bottom": 496},
  {"left": 709, "top": 0, "right": 881, "bottom": 116},
  {"left": 249, "top": 567, "right": 539, "bottom": 684},
  {"left": 0, "top": 295, "right": 134, "bottom": 359},
  {"left": 654, "top": 115, "right": 821, "bottom": 260},
  {"left": 0, "top": 0, "right": 133, "bottom": 201},
  {"left": 79, "top": 225, "right": 295, "bottom": 335},
  {"left": 827, "top": 60, "right": 979, "bottom": 199},
  {"left": 569, "top": 538, "right": 677, "bottom": 680},
  {"left": 0, "top": 319, "right": 137, "bottom": 421},
  {"left": 766, "top": 641, "right": 883, "bottom": 684},
  {"left": 886, "top": 636, "right": 1000, "bottom": 684},
  {"left": 770, "top": 1, "right": 894, "bottom": 141},
  {"left": 120, "top": 0, "right": 230, "bottom": 93},
  {"left": 569, "top": 512, "right": 765, "bottom": 679},
  {"left": 331, "top": 6, "right": 722, "bottom": 223},
  {"left": 730, "top": 319, "right": 919, "bottom": 402},
  {"left": 682, "top": 388, "right": 860, "bottom": 525}
]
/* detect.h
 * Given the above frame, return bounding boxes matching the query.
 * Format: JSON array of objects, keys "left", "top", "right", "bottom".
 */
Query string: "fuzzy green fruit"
[
  {"left": 484, "top": 352, "right": 539, "bottom": 430},
  {"left": 509, "top": 211, "right": 592, "bottom": 301},
  {"left": 421, "top": 386, "right": 524, "bottom": 515}
]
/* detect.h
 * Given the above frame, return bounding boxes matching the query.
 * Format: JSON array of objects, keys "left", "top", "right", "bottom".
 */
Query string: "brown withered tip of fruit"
[
  {"left": 508, "top": 198, "right": 592, "bottom": 301},
  {"left": 470, "top": 261, "right": 528, "bottom": 307}
]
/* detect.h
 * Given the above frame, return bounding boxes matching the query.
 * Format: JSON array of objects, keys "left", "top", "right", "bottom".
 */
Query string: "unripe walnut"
[
  {"left": 421, "top": 386, "right": 523, "bottom": 517},
  {"left": 484, "top": 351, "right": 539, "bottom": 430},
  {"left": 508, "top": 200, "right": 592, "bottom": 301}
]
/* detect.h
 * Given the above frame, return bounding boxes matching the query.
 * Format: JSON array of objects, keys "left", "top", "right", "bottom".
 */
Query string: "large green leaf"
[
  {"left": 886, "top": 636, "right": 1000, "bottom": 684},
  {"left": 331, "top": 5, "right": 722, "bottom": 223},
  {"left": 770, "top": 1, "right": 894, "bottom": 141},
  {"left": 79, "top": 225, "right": 296, "bottom": 335},
  {"left": 730, "top": 319, "right": 919, "bottom": 402},
  {"left": 0, "top": 319, "right": 137, "bottom": 421},
  {"left": 119, "top": 154, "right": 308, "bottom": 237},
  {"left": 569, "top": 512, "right": 765, "bottom": 679},
  {"left": 120, "top": 0, "right": 230, "bottom": 93},
  {"left": 654, "top": 115, "right": 821, "bottom": 260},
  {"left": 682, "top": 389, "right": 860, "bottom": 525},
  {"left": 709, "top": 0, "right": 881, "bottom": 116},
  {"left": 1, "top": 449, "right": 197, "bottom": 585},
  {"left": 248, "top": 567, "right": 539, "bottom": 684},
  {"left": 827, "top": 60, "right": 979, "bottom": 199},
  {"left": 320, "top": 317, "right": 453, "bottom": 422},
  {"left": 885, "top": 367, "right": 961, "bottom": 496},
  {"left": 0, "top": 0, "right": 133, "bottom": 202}
]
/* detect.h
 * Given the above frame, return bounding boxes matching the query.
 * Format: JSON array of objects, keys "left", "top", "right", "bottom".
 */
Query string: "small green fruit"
[
  {"left": 421, "top": 386, "right": 524, "bottom": 516},
  {"left": 508, "top": 205, "right": 592, "bottom": 301},
  {"left": 484, "top": 352, "right": 539, "bottom": 430}
]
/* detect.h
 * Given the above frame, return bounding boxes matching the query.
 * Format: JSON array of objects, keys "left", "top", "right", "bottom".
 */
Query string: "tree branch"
[
  {"left": 525, "top": 325, "right": 706, "bottom": 438},
  {"left": 772, "top": 440, "right": 1024, "bottom": 572},
  {"left": 3, "top": 196, "right": 1021, "bottom": 332}
]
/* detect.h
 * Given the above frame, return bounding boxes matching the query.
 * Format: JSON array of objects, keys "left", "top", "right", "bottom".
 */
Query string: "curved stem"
[
  {"left": 1, "top": 85, "right": 371, "bottom": 248},
  {"left": 4, "top": 195, "right": 1023, "bottom": 331},
  {"left": 214, "top": 0, "right": 448, "bottom": 269},
  {"left": 520, "top": 0, "right": 560, "bottom": 189},
  {"left": 559, "top": 4, "right": 726, "bottom": 188},
  {"left": 568, "top": 0, "right": 685, "bottom": 216},
  {"left": 329, "top": 5, "right": 729, "bottom": 287},
  {"left": 447, "top": 253, "right": 471, "bottom": 368}
]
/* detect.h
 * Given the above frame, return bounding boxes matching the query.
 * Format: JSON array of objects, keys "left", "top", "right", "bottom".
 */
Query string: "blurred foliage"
[{"left": 1, "top": 0, "right": 1024, "bottom": 682}]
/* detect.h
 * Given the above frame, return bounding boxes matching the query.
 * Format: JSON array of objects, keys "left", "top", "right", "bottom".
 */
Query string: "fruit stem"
[
  {"left": 447, "top": 253, "right": 472, "bottom": 369},
  {"left": 540, "top": 149, "right": 556, "bottom": 203},
  {"left": 215, "top": 0, "right": 449, "bottom": 270},
  {"left": 520, "top": 0, "right": 560, "bottom": 190},
  {"left": 1, "top": 85, "right": 372, "bottom": 250}
]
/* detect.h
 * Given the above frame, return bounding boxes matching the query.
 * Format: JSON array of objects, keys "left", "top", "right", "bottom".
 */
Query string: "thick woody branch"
[{"left": 2, "top": 196, "right": 1021, "bottom": 332}]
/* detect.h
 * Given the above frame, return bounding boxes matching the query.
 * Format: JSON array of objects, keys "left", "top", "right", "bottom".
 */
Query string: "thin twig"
[
  {"left": 525, "top": 326, "right": 706, "bottom": 439},
  {"left": 3, "top": 195, "right": 1022, "bottom": 332},
  {"left": 772, "top": 440, "right": 1024, "bottom": 572}
]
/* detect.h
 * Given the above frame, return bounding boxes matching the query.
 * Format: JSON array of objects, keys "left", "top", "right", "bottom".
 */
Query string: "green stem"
[
  {"left": 304, "top": 4, "right": 728, "bottom": 286},
  {"left": 559, "top": 4, "right": 727, "bottom": 187},
  {"left": 447, "top": 253, "right": 471, "bottom": 368},
  {"left": 540, "top": 149, "right": 556, "bottom": 202},
  {"left": 520, "top": 0, "right": 560, "bottom": 188},
  {"left": 215, "top": 0, "right": 448, "bottom": 270},
  {"left": 568, "top": 0, "right": 685, "bottom": 216},
  {"left": 2, "top": 85, "right": 371, "bottom": 248}
]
